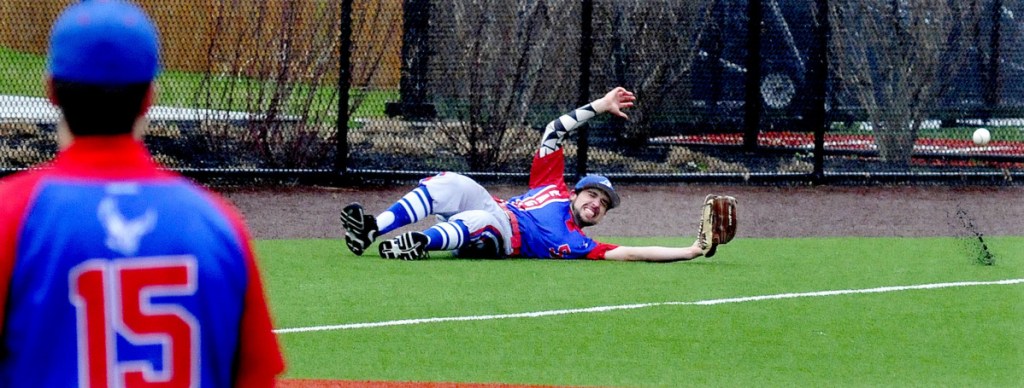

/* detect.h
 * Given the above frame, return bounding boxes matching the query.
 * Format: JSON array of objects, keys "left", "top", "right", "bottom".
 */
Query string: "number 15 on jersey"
[{"left": 69, "top": 256, "right": 199, "bottom": 387}]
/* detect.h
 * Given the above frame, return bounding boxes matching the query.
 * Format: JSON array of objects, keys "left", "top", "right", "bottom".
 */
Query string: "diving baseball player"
[{"left": 342, "top": 87, "right": 735, "bottom": 262}]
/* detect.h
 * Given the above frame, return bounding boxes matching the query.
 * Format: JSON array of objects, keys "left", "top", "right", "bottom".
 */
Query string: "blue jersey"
[
  {"left": 0, "top": 137, "right": 283, "bottom": 387},
  {"left": 501, "top": 148, "right": 617, "bottom": 260},
  {"left": 505, "top": 185, "right": 610, "bottom": 259}
]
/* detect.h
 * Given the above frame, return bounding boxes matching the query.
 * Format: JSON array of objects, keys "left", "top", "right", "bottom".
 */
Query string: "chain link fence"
[{"left": 2, "top": 0, "right": 1022, "bottom": 185}]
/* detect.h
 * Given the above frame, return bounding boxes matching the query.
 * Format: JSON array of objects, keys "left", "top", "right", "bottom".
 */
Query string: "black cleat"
[
  {"left": 378, "top": 231, "right": 429, "bottom": 260},
  {"left": 340, "top": 203, "right": 378, "bottom": 256}
]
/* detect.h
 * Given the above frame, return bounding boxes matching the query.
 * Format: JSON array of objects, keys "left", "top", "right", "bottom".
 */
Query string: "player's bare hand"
[{"left": 592, "top": 87, "right": 635, "bottom": 119}]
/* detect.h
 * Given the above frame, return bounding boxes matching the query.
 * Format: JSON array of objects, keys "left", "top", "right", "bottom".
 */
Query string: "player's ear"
[
  {"left": 139, "top": 83, "right": 156, "bottom": 117},
  {"left": 45, "top": 77, "right": 58, "bottom": 106},
  {"left": 131, "top": 84, "right": 157, "bottom": 140}
]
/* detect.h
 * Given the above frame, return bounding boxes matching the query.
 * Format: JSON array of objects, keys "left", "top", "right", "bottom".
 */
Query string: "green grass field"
[{"left": 258, "top": 236, "right": 1024, "bottom": 387}]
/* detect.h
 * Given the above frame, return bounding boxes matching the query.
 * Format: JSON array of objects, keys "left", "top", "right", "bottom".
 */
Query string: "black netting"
[{"left": 2, "top": 0, "right": 1022, "bottom": 184}]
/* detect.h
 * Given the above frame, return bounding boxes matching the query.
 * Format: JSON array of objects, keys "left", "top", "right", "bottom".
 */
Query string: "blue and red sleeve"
[
  {"left": 529, "top": 148, "right": 568, "bottom": 192},
  {"left": 0, "top": 171, "right": 47, "bottom": 332},
  {"left": 584, "top": 242, "right": 620, "bottom": 260},
  {"left": 206, "top": 193, "right": 286, "bottom": 387}
]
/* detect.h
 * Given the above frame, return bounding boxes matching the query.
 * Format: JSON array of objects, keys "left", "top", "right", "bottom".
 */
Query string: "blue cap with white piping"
[{"left": 574, "top": 175, "right": 621, "bottom": 209}]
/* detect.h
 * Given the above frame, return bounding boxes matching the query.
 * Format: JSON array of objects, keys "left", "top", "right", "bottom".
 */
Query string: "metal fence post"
[
  {"left": 808, "top": 0, "right": 829, "bottom": 183},
  {"left": 984, "top": 0, "right": 1003, "bottom": 113},
  {"left": 385, "top": 0, "right": 436, "bottom": 119},
  {"left": 742, "top": 0, "right": 763, "bottom": 151},
  {"left": 577, "top": 0, "right": 594, "bottom": 179},
  {"left": 336, "top": 0, "right": 354, "bottom": 179}
]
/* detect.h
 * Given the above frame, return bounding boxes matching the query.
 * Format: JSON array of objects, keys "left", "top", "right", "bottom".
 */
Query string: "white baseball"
[{"left": 972, "top": 128, "right": 991, "bottom": 146}]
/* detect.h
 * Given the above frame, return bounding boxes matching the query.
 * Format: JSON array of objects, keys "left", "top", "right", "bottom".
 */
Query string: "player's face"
[{"left": 570, "top": 188, "right": 610, "bottom": 227}]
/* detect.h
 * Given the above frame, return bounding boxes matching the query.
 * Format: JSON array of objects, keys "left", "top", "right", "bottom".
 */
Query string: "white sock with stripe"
[
  {"left": 378, "top": 186, "right": 433, "bottom": 235},
  {"left": 422, "top": 220, "right": 470, "bottom": 251}
]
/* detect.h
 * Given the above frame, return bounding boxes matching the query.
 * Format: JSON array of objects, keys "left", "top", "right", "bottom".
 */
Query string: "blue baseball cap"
[
  {"left": 48, "top": 0, "right": 160, "bottom": 85},
  {"left": 574, "top": 175, "right": 621, "bottom": 209}
]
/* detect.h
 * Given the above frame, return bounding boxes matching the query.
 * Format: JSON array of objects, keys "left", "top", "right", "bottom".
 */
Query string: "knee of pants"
[
  {"left": 449, "top": 210, "right": 508, "bottom": 257},
  {"left": 421, "top": 172, "right": 480, "bottom": 192},
  {"left": 448, "top": 210, "right": 503, "bottom": 235},
  {"left": 421, "top": 173, "right": 495, "bottom": 215}
]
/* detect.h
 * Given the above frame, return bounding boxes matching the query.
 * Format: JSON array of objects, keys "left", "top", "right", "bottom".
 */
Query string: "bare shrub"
[
  {"left": 196, "top": 0, "right": 344, "bottom": 170},
  {"left": 151, "top": 153, "right": 185, "bottom": 168},
  {"left": 0, "top": 123, "right": 55, "bottom": 167},
  {"left": 830, "top": 0, "right": 980, "bottom": 166},
  {"left": 592, "top": 0, "right": 714, "bottom": 146},
  {"left": 778, "top": 156, "right": 814, "bottom": 173},
  {"left": 583, "top": 146, "right": 749, "bottom": 174},
  {"left": 663, "top": 147, "right": 749, "bottom": 173},
  {"left": 146, "top": 123, "right": 182, "bottom": 138},
  {"left": 427, "top": 0, "right": 580, "bottom": 171},
  {"left": 0, "top": 144, "right": 50, "bottom": 167},
  {"left": 352, "top": 119, "right": 538, "bottom": 172},
  {"left": 354, "top": 119, "right": 438, "bottom": 157}
]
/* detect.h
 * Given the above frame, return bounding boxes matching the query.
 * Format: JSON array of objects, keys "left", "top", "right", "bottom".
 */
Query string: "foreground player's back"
[{"left": 0, "top": 171, "right": 271, "bottom": 386}]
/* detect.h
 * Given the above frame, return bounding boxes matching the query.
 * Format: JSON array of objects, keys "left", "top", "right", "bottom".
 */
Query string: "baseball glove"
[{"left": 698, "top": 194, "right": 737, "bottom": 258}]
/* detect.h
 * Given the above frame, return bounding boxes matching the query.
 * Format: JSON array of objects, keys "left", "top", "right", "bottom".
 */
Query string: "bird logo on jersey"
[{"left": 97, "top": 196, "right": 157, "bottom": 257}]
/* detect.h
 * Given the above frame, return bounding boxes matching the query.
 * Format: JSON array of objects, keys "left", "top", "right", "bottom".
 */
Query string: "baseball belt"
[{"left": 502, "top": 205, "right": 522, "bottom": 256}]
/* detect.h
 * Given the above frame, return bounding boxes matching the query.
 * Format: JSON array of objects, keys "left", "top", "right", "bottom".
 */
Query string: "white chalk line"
[{"left": 273, "top": 278, "right": 1024, "bottom": 334}]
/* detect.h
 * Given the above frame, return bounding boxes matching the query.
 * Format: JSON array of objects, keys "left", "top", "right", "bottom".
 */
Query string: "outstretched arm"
[
  {"left": 602, "top": 239, "right": 704, "bottom": 262},
  {"left": 537, "top": 87, "right": 636, "bottom": 157}
]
